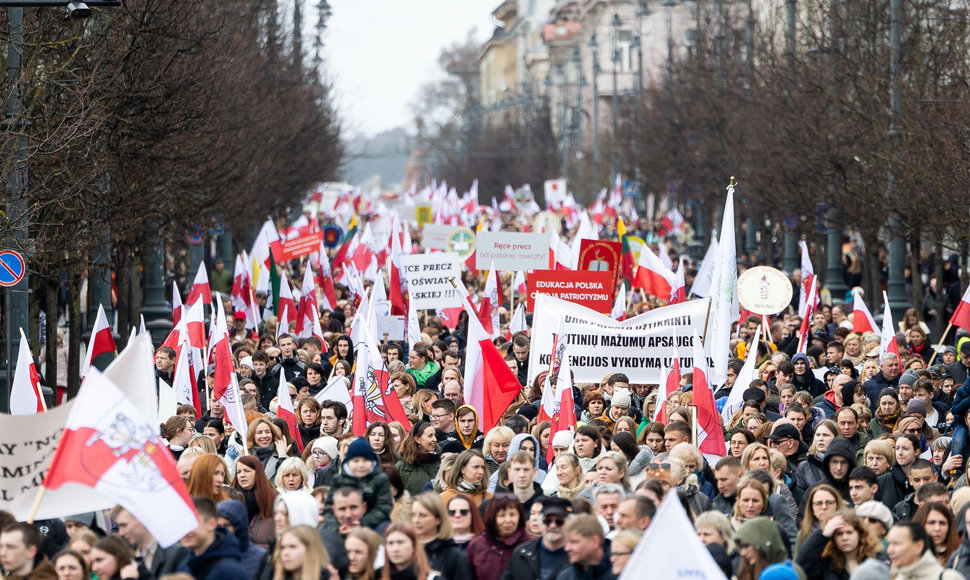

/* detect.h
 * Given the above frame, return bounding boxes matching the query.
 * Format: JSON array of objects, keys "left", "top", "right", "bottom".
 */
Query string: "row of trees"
[
  {"left": 0, "top": 1, "right": 342, "bottom": 394},
  {"left": 417, "top": 1, "right": 970, "bottom": 325}
]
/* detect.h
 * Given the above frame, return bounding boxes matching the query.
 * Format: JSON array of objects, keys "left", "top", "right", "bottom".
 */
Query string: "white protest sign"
[
  {"left": 475, "top": 231, "right": 548, "bottom": 271},
  {"left": 422, "top": 224, "right": 460, "bottom": 251},
  {"left": 527, "top": 294, "right": 707, "bottom": 385},
  {"left": 401, "top": 253, "right": 463, "bottom": 310},
  {"left": 0, "top": 332, "right": 158, "bottom": 520},
  {"left": 378, "top": 315, "right": 406, "bottom": 341}
]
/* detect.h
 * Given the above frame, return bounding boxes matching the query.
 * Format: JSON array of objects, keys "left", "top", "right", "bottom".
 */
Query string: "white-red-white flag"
[
  {"left": 43, "top": 369, "right": 199, "bottom": 547},
  {"left": 798, "top": 240, "right": 817, "bottom": 319},
  {"left": 82, "top": 303, "right": 116, "bottom": 378},
  {"left": 796, "top": 274, "right": 819, "bottom": 355},
  {"left": 10, "top": 332, "right": 45, "bottom": 414},
  {"left": 185, "top": 262, "right": 212, "bottom": 306},
  {"left": 277, "top": 270, "right": 298, "bottom": 324}
]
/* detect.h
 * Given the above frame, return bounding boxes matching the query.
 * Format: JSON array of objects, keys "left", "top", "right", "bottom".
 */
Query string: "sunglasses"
[
  {"left": 647, "top": 462, "right": 671, "bottom": 471},
  {"left": 542, "top": 517, "right": 565, "bottom": 527},
  {"left": 449, "top": 509, "right": 470, "bottom": 516}
]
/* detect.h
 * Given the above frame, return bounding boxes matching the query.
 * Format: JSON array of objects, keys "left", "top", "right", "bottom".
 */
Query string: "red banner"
[
  {"left": 280, "top": 232, "right": 325, "bottom": 261},
  {"left": 527, "top": 270, "right": 615, "bottom": 314}
]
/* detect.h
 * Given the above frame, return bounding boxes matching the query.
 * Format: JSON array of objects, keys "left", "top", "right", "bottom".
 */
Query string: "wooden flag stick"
[
  {"left": 927, "top": 322, "right": 953, "bottom": 366},
  {"left": 26, "top": 485, "right": 46, "bottom": 524}
]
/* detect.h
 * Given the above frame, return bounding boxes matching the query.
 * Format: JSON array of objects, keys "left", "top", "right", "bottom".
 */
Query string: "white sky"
[{"left": 321, "top": 0, "right": 498, "bottom": 137}]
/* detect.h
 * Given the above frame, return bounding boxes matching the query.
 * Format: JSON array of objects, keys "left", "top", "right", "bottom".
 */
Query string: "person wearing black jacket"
[
  {"left": 819, "top": 438, "right": 857, "bottom": 505},
  {"left": 411, "top": 493, "right": 470, "bottom": 580},
  {"left": 270, "top": 334, "right": 305, "bottom": 383},
  {"left": 502, "top": 498, "right": 572, "bottom": 580},
  {"left": 553, "top": 514, "right": 613, "bottom": 580},
  {"left": 792, "top": 353, "right": 827, "bottom": 398},
  {"left": 877, "top": 433, "right": 920, "bottom": 511}
]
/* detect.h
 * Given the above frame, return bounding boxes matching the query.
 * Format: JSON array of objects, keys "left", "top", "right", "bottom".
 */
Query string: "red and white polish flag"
[
  {"left": 951, "top": 284, "right": 970, "bottom": 333},
  {"left": 276, "top": 369, "right": 303, "bottom": 453},
  {"left": 10, "top": 332, "right": 45, "bottom": 415},
  {"left": 82, "top": 303, "right": 116, "bottom": 378},
  {"left": 185, "top": 262, "right": 212, "bottom": 306},
  {"left": 633, "top": 245, "right": 675, "bottom": 300},
  {"left": 44, "top": 369, "right": 199, "bottom": 547}
]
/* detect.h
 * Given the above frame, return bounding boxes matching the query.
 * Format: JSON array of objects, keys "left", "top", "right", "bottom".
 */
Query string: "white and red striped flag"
[
  {"left": 950, "top": 284, "right": 970, "bottom": 333},
  {"left": 611, "top": 284, "right": 627, "bottom": 321},
  {"left": 478, "top": 262, "right": 501, "bottom": 338},
  {"left": 185, "top": 262, "right": 212, "bottom": 306},
  {"left": 632, "top": 245, "right": 675, "bottom": 300},
  {"left": 797, "top": 241, "right": 817, "bottom": 319},
  {"left": 851, "top": 288, "right": 878, "bottom": 334},
  {"left": 276, "top": 270, "right": 297, "bottom": 324},
  {"left": 670, "top": 257, "right": 687, "bottom": 304},
  {"left": 10, "top": 331, "right": 45, "bottom": 414},
  {"left": 211, "top": 294, "right": 248, "bottom": 445},
  {"left": 692, "top": 334, "right": 727, "bottom": 465},
  {"left": 171, "top": 282, "right": 183, "bottom": 327},
  {"left": 82, "top": 303, "right": 116, "bottom": 378},
  {"left": 276, "top": 369, "right": 303, "bottom": 452},
  {"left": 881, "top": 291, "right": 902, "bottom": 365}
]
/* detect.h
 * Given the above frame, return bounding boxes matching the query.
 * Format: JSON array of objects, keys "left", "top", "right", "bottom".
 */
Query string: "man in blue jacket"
[{"left": 178, "top": 497, "right": 245, "bottom": 580}]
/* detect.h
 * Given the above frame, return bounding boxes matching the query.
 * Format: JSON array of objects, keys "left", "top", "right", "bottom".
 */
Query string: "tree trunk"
[
  {"left": 935, "top": 232, "right": 946, "bottom": 344},
  {"left": 116, "top": 250, "right": 130, "bottom": 350},
  {"left": 67, "top": 266, "right": 82, "bottom": 400},
  {"left": 44, "top": 272, "right": 58, "bottom": 398},
  {"left": 910, "top": 226, "right": 923, "bottom": 319},
  {"left": 129, "top": 259, "right": 141, "bottom": 335}
]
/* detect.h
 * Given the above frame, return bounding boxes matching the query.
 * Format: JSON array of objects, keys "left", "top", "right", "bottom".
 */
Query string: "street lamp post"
[
  {"left": 589, "top": 31, "right": 601, "bottom": 189},
  {"left": 559, "top": 64, "right": 569, "bottom": 179},
  {"left": 313, "top": 0, "right": 331, "bottom": 69},
  {"left": 886, "top": 0, "right": 907, "bottom": 320},
  {"left": 610, "top": 13, "right": 621, "bottom": 183},
  {"left": 572, "top": 48, "right": 584, "bottom": 185}
]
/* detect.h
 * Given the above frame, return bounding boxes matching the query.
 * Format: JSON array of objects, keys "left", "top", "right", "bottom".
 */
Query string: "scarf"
[
  {"left": 876, "top": 408, "right": 901, "bottom": 432},
  {"left": 457, "top": 479, "right": 478, "bottom": 493},
  {"left": 557, "top": 481, "right": 586, "bottom": 500},
  {"left": 409, "top": 361, "right": 440, "bottom": 386}
]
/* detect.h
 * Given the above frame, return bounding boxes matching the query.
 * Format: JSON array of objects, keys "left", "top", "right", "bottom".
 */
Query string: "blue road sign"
[{"left": 0, "top": 250, "right": 25, "bottom": 287}]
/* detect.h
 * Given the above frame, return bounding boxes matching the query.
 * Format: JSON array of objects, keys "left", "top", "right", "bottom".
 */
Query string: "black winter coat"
[
  {"left": 424, "top": 538, "right": 469, "bottom": 580},
  {"left": 500, "top": 538, "right": 570, "bottom": 580}
]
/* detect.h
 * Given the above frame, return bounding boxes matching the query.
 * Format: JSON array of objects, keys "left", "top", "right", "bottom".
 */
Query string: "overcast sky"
[{"left": 321, "top": 0, "right": 497, "bottom": 137}]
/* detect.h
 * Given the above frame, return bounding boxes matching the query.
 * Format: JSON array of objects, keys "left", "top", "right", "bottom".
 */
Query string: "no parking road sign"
[{"left": 0, "top": 250, "right": 25, "bottom": 287}]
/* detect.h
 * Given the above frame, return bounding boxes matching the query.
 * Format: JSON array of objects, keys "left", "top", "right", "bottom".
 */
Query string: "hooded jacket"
[
  {"left": 177, "top": 528, "right": 246, "bottom": 580},
  {"left": 216, "top": 500, "right": 265, "bottom": 580},
  {"left": 323, "top": 438, "right": 394, "bottom": 529},
  {"left": 792, "top": 354, "right": 827, "bottom": 398},
  {"left": 878, "top": 462, "right": 913, "bottom": 511},
  {"left": 821, "top": 438, "right": 857, "bottom": 502},
  {"left": 488, "top": 433, "right": 547, "bottom": 492},
  {"left": 455, "top": 405, "right": 485, "bottom": 450},
  {"left": 795, "top": 453, "right": 826, "bottom": 496},
  {"left": 424, "top": 537, "right": 470, "bottom": 580},
  {"left": 734, "top": 517, "right": 791, "bottom": 568}
]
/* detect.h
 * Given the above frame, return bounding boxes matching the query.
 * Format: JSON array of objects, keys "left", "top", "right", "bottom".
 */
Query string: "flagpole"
[
  {"left": 701, "top": 296, "right": 714, "bottom": 345},
  {"left": 18, "top": 327, "right": 47, "bottom": 412},
  {"left": 25, "top": 485, "right": 46, "bottom": 524},
  {"left": 927, "top": 322, "right": 953, "bottom": 366}
]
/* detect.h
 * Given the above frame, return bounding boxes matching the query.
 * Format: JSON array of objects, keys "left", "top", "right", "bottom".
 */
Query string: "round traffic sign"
[{"left": 0, "top": 250, "right": 26, "bottom": 287}]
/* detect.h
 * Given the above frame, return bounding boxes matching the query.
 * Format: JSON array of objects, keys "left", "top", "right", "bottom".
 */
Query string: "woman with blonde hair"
[
  {"left": 730, "top": 477, "right": 771, "bottom": 530},
  {"left": 273, "top": 524, "right": 332, "bottom": 580},
  {"left": 410, "top": 492, "right": 468, "bottom": 580},
  {"left": 410, "top": 389, "right": 438, "bottom": 424},
  {"left": 345, "top": 527, "right": 382, "bottom": 580},
  {"left": 740, "top": 443, "right": 772, "bottom": 473},
  {"left": 548, "top": 452, "right": 585, "bottom": 499},
  {"left": 695, "top": 510, "right": 737, "bottom": 555},
  {"left": 482, "top": 426, "right": 514, "bottom": 474},
  {"left": 248, "top": 416, "right": 289, "bottom": 481},
  {"left": 274, "top": 457, "right": 312, "bottom": 493}
]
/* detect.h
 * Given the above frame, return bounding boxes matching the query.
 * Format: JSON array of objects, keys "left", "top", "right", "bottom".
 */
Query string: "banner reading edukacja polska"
[{"left": 527, "top": 295, "right": 708, "bottom": 385}]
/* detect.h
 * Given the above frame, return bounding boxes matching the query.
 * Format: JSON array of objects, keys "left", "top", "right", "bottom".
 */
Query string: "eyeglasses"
[
  {"left": 311, "top": 450, "right": 327, "bottom": 457},
  {"left": 431, "top": 414, "right": 450, "bottom": 420},
  {"left": 610, "top": 551, "right": 632, "bottom": 558},
  {"left": 768, "top": 438, "right": 792, "bottom": 446},
  {"left": 449, "top": 509, "right": 470, "bottom": 516},
  {"left": 542, "top": 517, "right": 565, "bottom": 527},
  {"left": 812, "top": 500, "right": 837, "bottom": 508}
]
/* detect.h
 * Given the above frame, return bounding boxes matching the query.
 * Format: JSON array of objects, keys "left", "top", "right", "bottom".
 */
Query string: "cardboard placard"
[
  {"left": 422, "top": 224, "right": 460, "bottom": 251},
  {"left": 475, "top": 231, "right": 549, "bottom": 271},
  {"left": 527, "top": 270, "right": 615, "bottom": 314}
]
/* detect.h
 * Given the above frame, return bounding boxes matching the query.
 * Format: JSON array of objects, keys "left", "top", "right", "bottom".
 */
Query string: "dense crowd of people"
[{"left": 11, "top": 224, "right": 970, "bottom": 580}]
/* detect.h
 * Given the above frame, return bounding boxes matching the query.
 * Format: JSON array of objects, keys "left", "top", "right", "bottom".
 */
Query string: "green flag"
[{"left": 269, "top": 251, "right": 281, "bottom": 315}]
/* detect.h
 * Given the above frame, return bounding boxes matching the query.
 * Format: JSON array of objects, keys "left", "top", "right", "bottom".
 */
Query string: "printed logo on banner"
[{"left": 578, "top": 240, "right": 621, "bottom": 282}]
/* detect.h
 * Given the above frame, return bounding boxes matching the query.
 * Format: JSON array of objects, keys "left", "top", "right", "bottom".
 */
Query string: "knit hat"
[
  {"left": 899, "top": 369, "right": 920, "bottom": 387},
  {"left": 344, "top": 437, "right": 377, "bottom": 464},
  {"left": 944, "top": 345, "right": 958, "bottom": 357},
  {"left": 855, "top": 500, "right": 893, "bottom": 532},
  {"left": 239, "top": 357, "right": 254, "bottom": 371},
  {"left": 312, "top": 436, "right": 339, "bottom": 460},
  {"left": 849, "top": 559, "right": 890, "bottom": 580},
  {"left": 905, "top": 398, "right": 926, "bottom": 416},
  {"left": 611, "top": 388, "right": 632, "bottom": 408},
  {"left": 552, "top": 430, "right": 574, "bottom": 449}
]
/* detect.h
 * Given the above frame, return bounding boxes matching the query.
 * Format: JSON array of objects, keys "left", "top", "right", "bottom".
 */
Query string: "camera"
[
  {"left": 938, "top": 421, "right": 954, "bottom": 435},
  {"left": 67, "top": 2, "right": 92, "bottom": 18}
]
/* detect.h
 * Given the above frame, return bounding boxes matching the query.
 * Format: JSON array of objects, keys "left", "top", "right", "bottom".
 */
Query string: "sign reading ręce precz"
[
  {"left": 527, "top": 270, "right": 615, "bottom": 313},
  {"left": 475, "top": 231, "right": 548, "bottom": 271},
  {"left": 400, "top": 253, "right": 463, "bottom": 310}
]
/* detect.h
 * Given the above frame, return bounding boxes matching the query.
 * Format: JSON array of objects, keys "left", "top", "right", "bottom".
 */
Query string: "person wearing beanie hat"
[
  {"left": 759, "top": 561, "right": 802, "bottom": 580},
  {"left": 321, "top": 438, "right": 394, "bottom": 530},
  {"left": 309, "top": 436, "right": 340, "bottom": 487},
  {"left": 855, "top": 500, "right": 893, "bottom": 543},
  {"left": 905, "top": 398, "right": 927, "bottom": 417},
  {"left": 945, "top": 342, "right": 970, "bottom": 386},
  {"left": 863, "top": 352, "right": 902, "bottom": 413},
  {"left": 849, "top": 558, "right": 890, "bottom": 580},
  {"left": 598, "top": 388, "right": 632, "bottom": 429}
]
